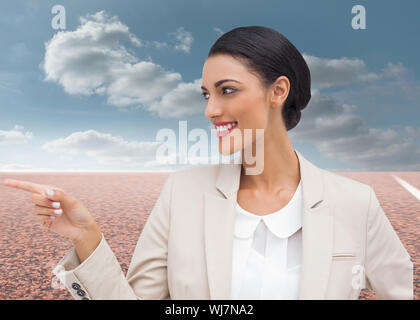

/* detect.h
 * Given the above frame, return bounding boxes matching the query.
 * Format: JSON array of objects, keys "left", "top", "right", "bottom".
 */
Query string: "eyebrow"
[{"left": 201, "top": 79, "right": 242, "bottom": 91}]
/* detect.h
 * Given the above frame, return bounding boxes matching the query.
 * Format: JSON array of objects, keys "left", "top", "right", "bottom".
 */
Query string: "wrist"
[
  {"left": 72, "top": 221, "right": 101, "bottom": 244},
  {"left": 72, "top": 222, "right": 102, "bottom": 263}
]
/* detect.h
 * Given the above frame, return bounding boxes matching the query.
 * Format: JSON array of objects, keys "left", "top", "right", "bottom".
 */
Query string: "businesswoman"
[{"left": 3, "top": 26, "right": 413, "bottom": 300}]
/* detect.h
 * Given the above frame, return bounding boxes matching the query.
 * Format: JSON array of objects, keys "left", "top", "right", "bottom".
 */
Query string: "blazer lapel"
[
  {"left": 203, "top": 149, "right": 333, "bottom": 300},
  {"left": 294, "top": 149, "right": 334, "bottom": 300},
  {"left": 204, "top": 162, "right": 241, "bottom": 300}
]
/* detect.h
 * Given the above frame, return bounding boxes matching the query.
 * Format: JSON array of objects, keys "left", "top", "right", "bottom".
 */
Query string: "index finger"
[{"left": 3, "top": 179, "right": 45, "bottom": 194}]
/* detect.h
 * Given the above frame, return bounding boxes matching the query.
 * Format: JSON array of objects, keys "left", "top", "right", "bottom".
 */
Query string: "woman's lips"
[{"left": 216, "top": 122, "right": 238, "bottom": 138}]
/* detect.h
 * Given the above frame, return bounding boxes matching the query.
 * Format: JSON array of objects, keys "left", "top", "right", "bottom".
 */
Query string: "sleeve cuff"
[
  {"left": 52, "top": 233, "right": 137, "bottom": 300},
  {"left": 52, "top": 233, "right": 105, "bottom": 300},
  {"left": 55, "top": 233, "right": 106, "bottom": 273}
]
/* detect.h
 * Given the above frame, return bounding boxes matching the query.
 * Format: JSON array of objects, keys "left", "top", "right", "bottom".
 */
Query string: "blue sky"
[{"left": 0, "top": 0, "right": 419, "bottom": 171}]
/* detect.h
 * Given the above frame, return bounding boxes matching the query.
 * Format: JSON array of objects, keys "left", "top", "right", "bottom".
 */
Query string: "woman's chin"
[{"left": 217, "top": 129, "right": 247, "bottom": 157}]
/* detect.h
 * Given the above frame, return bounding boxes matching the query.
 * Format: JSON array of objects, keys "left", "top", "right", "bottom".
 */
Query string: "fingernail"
[
  {"left": 52, "top": 202, "right": 60, "bottom": 209},
  {"left": 46, "top": 189, "right": 54, "bottom": 197},
  {"left": 54, "top": 209, "right": 62, "bottom": 215},
  {"left": 50, "top": 216, "right": 55, "bottom": 220}
]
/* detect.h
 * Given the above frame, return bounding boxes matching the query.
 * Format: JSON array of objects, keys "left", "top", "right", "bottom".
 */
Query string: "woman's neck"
[{"left": 240, "top": 132, "right": 300, "bottom": 193}]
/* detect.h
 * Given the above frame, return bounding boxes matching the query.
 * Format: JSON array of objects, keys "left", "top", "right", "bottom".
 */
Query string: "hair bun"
[{"left": 282, "top": 102, "right": 301, "bottom": 131}]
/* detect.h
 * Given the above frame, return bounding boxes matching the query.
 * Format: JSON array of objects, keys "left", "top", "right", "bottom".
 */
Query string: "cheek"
[{"left": 233, "top": 95, "right": 267, "bottom": 129}]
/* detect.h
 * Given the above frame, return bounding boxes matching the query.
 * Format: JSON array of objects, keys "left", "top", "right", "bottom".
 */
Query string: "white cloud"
[
  {"left": 303, "top": 54, "right": 380, "bottom": 89},
  {"left": 404, "top": 126, "right": 420, "bottom": 137},
  {"left": 148, "top": 78, "right": 204, "bottom": 118},
  {"left": 379, "top": 62, "right": 420, "bottom": 101},
  {"left": 42, "top": 129, "right": 163, "bottom": 166},
  {"left": 316, "top": 128, "right": 420, "bottom": 171},
  {"left": 0, "top": 125, "right": 33, "bottom": 144},
  {"left": 289, "top": 57, "right": 420, "bottom": 170},
  {"left": 146, "top": 27, "right": 194, "bottom": 52},
  {"left": 290, "top": 91, "right": 420, "bottom": 170},
  {"left": 106, "top": 61, "right": 183, "bottom": 107},
  {"left": 169, "top": 27, "right": 193, "bottom": 53},
  {"left": 42, "top": 11, "right": 202, "bottom": 118},
  {"left": 152, "top": 40, "right": 169, "bottom": 49},
  {"left": 304, "top": 55, "right": 420, "bottom": 103}
]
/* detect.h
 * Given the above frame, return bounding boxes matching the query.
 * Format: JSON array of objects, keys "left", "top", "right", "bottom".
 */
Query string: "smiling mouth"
[{"left": 215, "top": 121, "right": 238, "bottom": 138}]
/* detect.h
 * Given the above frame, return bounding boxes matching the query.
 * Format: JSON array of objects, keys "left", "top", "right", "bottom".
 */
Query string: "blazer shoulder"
[
  {"left": 323, "top": 168, "right": 372, "bottom": 193},
  {"left": 322, "top": 169, "right": 373, "bottom": 210}
]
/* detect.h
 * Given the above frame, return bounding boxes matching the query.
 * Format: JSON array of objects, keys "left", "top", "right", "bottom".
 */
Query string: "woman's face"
[{"left": 201, "top": 54, "right": 285, "bottom": 157}]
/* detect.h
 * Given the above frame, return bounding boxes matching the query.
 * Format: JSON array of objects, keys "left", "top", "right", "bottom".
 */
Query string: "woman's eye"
[
  {"left": 222, "top": 87, "right": 236, "bottom": 95},
  {"left": 201, "top": 87, "right": 236, "bottom": 101}
]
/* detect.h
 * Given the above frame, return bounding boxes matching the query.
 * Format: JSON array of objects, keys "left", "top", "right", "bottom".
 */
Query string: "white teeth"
[{"left": 215, "top": 122, "right": 237, "bottom": 132}]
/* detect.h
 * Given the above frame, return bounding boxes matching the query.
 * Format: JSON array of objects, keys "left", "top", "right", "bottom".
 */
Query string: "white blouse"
[{"left": 230, "top": 180, "right": 303, "bottom": 300}]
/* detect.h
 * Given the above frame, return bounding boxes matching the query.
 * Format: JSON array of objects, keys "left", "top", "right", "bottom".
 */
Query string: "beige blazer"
[{"left": 53, "top": 149, "right": 413, "bottom": 300}]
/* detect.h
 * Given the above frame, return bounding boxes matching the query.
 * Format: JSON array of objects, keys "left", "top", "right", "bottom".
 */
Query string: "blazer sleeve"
[
  {"left": 52, "top": 172, "right": 175, "bottom": 300},
  {"left": 364, "top": 187, "right": 413, "bottom": 299}
]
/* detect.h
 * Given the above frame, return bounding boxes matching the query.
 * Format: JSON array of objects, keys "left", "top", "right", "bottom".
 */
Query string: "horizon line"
[{"left": 0, "top": 170, "right": 417, "bottom": 173}]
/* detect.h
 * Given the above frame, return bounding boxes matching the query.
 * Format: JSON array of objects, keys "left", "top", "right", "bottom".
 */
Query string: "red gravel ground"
[{"left": 0, "top": 171, "right": 418, "bottom": 300}]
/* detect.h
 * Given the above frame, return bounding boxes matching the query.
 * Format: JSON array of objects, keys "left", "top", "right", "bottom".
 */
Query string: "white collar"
[{"left": 234, "top": 180, "right": 302, "bottom": 239}]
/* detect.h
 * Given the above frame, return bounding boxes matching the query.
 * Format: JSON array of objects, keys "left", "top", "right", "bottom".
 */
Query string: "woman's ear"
[{"left": 270, "top": 75, "right": 290, "bottom": 109}]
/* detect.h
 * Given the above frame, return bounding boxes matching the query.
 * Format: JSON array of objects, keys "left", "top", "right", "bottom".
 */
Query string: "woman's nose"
[{"left": 204, "top": 100, "right": 223, "bottom": 120}]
